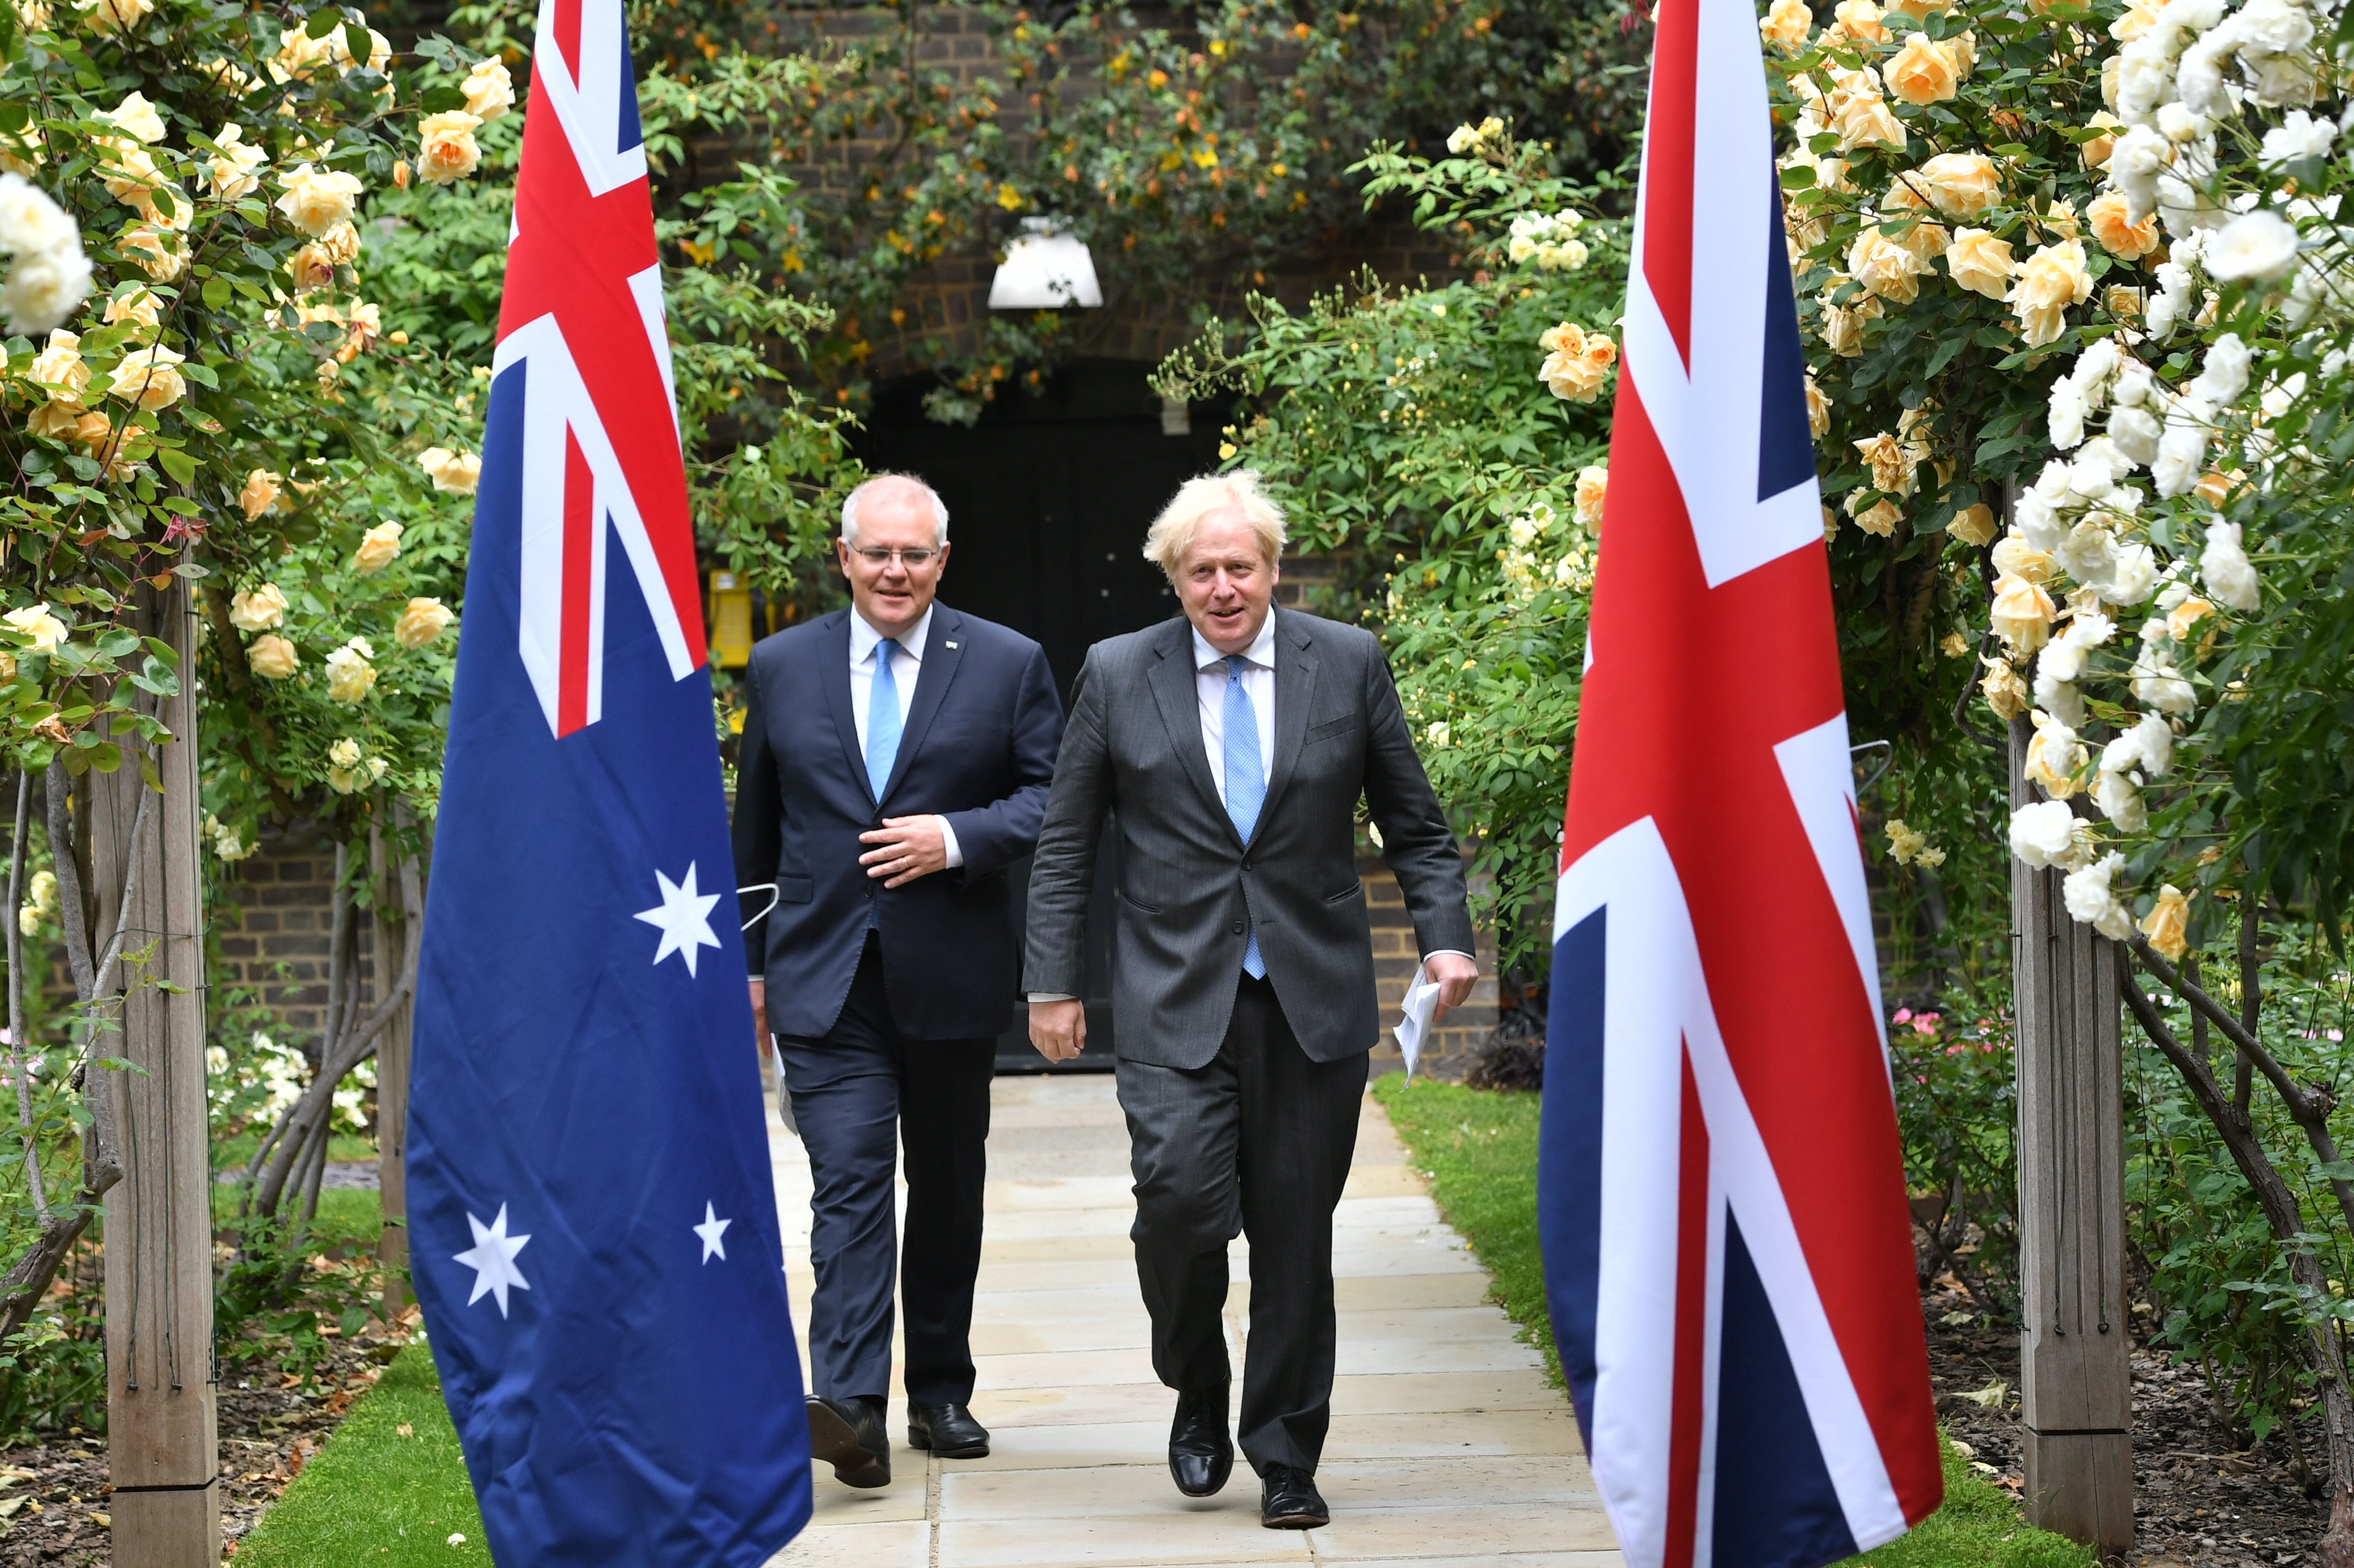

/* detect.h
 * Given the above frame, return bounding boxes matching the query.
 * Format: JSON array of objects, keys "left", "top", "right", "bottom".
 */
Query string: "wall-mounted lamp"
[{"left": 988, "top": 218, "right": 1102, "bottom": 310}]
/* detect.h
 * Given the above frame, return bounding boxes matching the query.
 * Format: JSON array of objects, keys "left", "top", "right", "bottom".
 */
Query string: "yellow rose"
[
  {"left": 1853, "top": 432, "right": 1917, "bottom": 496},
  {"left": 1760, "top": 0, "right": 1812, "bottom": 53},
  {"left": 1892, "top": 219, "right": 1950, "bottom": 264},
  {"left": 2139, "top": 884, "right": 2190, "bottom": 960},
  {"left": 418, "top": 448, "right": 482, "bottom": 494},
  {"left": 2111, "top": 0, "right": 2161, "bottom": 38},
  {"left": 99, "top": 90, "right": 166, "bottom": 145},
  {"left": 73, "top": 0, "right": 151, "bottom": 30},
  {"left": 324, "top": 638, "right": 376, "bottom": 702},
  {"left": 3, "top": 604, "right": 68, "bottom": 654},
  {"left": 1830, "top": 0, "right": 1889, "bottom": 41},
  {"left": 2087, "top": 191, "right": 2160, "bottom": 261},
  {"left": 1847, "top": 230, "right": 1925, "bottom": 303},
  {"left": 228, "top": 582, "right": 287, "bottom": 631},
  {"left": 417, "top": 112, "right": 484, "bottom": 187},
  {"left": 1819, "top": 298, "right": 1866, "bottom": 357},
  {"left": 1912, "top": 151, "right": 2000, "bottom": 218},
  {"left": 28, "top": 331, "right": 87, "bottom": 402},
  {"left": 2104, "top": 284, "right": 2143, "bottom": 319},
  {"left": 1573, "top": 466, "right": 1608, "bottom": 529},
  {"left": 1944, "top": 227, "right": 2016, "bottom": 300},
  {"left": 1990, "top": 573, "right": 2057, "bottom": 653},
  {"left": 274, "top": 163, "right": 364, "bottom": 238},
  {"left": 2040, "top": 200, "right": 2081, "bottom": 240},
  {"left": 1832, "top": 90, "right": 1907, "bottom": 152},
  {"left": 2081, "top": 112, "right": 2123, "bottom": 171},
  {"left": 317, "top": 221, "right": 362, "bottom": 266},
  {"left": 1887, "top": 0, "right": 1953, "bottom": 16},
  {"left": 1884, "top": 34, "right": 1959, "bottom": 105},
  {"left": 104, "top": 287, "right": 161, "bottom": 333},
  {"left": 205, "top": 123, "right": 267, "bottom": 200},
  {"left": 246, "top": 633, "right": 299, "bottom": 679},
  {"left": 2192, "top": 470, "right": 2239, "bottom": 507},
  {"left": 1945, "top": 504, "right": 1998, "bottom": 548},
  {"left": 1805, "top": 374, "right": 1831, "bottom": 438},
  {"left": 106, "top": 344, "right": 187, "bottom": 411},
  {"left": 392, "top": 160, "right": 412, "bottom": 190},
  {"left": 1938, "top": 30, "right": 1976, "bottom": 78},
  {"left": 1940, "top": 632, "right": 1973, "bottom": 658},
  {"left": 463, "top": 58, "right": 515, "bottom": 120},
  {"left": 395, "top": 596, "right": 455, "bottom": 649},
  {"left": 98, "top": 141, "right": 162, "bottom": 210},
  {"left": 2023, "top": 716, "right": 2087, "bottom": 798},
  {"left": 238, "top": 468, "right": 282, "bottom": 520},
  {"left": 1849, "top": 495, "right": 1903, "bottom": 537},
  {"left": 284, "top": 242, "right": 337, "bottom": 293},
  {"left": 352, "top": 521, "right": 403, "bottom": 575},
  {"left": 1991, "top": 533, "right": 2056, "bottom": 583},
  {"left": 27, "top": 403, "right": 81, "bottom": 441},
  {"left": 2010, "top": 239, "right": 2092, "bottom": 348},
  {"left": 120, "top": 223, "right": 184, "bottom": 281}
]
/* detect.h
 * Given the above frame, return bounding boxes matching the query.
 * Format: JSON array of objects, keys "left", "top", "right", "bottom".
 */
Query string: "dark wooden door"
[{"left": 852, "top": 360, "right": 1228, "bottom": 1070}]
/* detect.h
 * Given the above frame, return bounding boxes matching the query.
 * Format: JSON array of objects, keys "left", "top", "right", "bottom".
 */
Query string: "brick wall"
[{"left": 212, "top": 829, "right": 387, "bottom": 1045}]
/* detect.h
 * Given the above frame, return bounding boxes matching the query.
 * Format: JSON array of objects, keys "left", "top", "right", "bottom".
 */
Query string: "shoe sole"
[
  {"left": 1262, "top": 1510, "right": 1329, "bottom": 1530},
  {"left": 908, "top": 1428, "right": 990, "bottom": 1459},
  {"left": 806, "top": 1400, "right": 891, "bottom": 1489}
]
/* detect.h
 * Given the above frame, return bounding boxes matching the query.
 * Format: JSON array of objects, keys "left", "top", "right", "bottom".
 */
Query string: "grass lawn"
[
  {"left": 232, "top": 1340, "right": 490, "bottom": 1568},
  {"left": 1370, "top": 1074, "right": 2094, "bottom": 1568}
]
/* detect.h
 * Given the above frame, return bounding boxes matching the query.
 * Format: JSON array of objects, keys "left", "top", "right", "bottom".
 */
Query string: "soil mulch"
[
  {"left": 1924, "top": 1270, "right": 2329, "bottom": 1567},
  {"left": 0, "top": 1312, "right": 414, "bottom": 1565}
]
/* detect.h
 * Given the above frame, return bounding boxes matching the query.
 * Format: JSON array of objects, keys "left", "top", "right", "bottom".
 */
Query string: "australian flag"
[
  {"left": 1535, "top": 0, "right": 1943, "bottom": 1562},
  {"left": 405, "top": 0, "right": 812, "bottom": 1558}
]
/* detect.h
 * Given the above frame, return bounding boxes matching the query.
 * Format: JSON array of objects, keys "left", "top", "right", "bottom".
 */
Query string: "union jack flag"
[
  {"left": 1536, "top": 0, "right": 1943, "bottom": 1561},
  {"left": 408, "top": 0, "right": 812, "bottom": 1560},
  {"left": 490, "top": 0, "right": 703, "bottom": 735}
]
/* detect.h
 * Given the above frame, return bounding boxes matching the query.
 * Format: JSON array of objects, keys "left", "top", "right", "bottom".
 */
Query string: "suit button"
[{"left": 1230, "top": 920, "right": 1245, "bottom": 935}]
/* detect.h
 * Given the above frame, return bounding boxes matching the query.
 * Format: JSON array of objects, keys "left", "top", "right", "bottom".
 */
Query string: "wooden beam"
[
  {"left": 372, "top": 813, "right": 414, "bottom": 1323},
  {"left": 99, "top": 578, "right": 219, "bottom": 1566},
  {"left": 2010, "top": 715, "right": 2133, "bottom": 1556}
]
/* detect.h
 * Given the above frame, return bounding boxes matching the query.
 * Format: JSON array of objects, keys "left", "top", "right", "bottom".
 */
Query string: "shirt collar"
[
  {"left": 1191, "top": 608, "right": 1277, "bottom": 674},
  {"left": 851, "top": 602, "right": 933, "bottom": 664}
]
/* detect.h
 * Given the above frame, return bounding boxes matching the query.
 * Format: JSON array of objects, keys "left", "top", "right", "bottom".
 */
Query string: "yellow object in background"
[{"left": 709, "top": 572, "right": 753, "bottom": 668}]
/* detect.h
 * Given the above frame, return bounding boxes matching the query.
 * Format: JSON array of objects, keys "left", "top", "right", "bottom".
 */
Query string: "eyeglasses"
[{"left": 850, "top": 546, "right": 941, "bottom": 569}]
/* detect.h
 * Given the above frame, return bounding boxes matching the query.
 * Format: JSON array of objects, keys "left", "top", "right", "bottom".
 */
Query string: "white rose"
[
  {"left": 0, "top": 172, "right": 80, "bottom": 254},
  {"left": 2236, "top": 0, "right": 2314, "bottom": 53},
  {"left": 2093, "top": 769, "right": 2147, "bottom": 831},
  {"left": 2063, "top": 853, "right": 2136, "bottom": 940},
  {"left": 2105, "top": 543, "right": 2160, "bottom": 605},
  {"left": 2101, "top": 710, "right": 2174, "bottom": 779},
  {"left": 2109, "top": 405, "right": 2162, "bottom": 468},
  {"left": 2200, "top": 519, "right": 2260, "bottom": 612},
  {"left": 2258, "top": 109, "right": 2335, "bottom": 168},
  {"left": 2010, "top": 800, "right": 2081, "bottom": 868},
  {"left": 2132, "top": 651, "right": 2199, "bottom": 714},
  {"left": 0, "top": 241, "right": 91, "bottom": 337},
  {"left": 2205, "top": 210, "right": 2299, "bottom": 283},
  {"left": 99, "top": 90, "right": 167, "bottom": 145}
]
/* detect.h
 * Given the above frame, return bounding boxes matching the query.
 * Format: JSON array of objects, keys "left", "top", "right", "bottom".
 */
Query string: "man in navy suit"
[{"left": 732, "top": 473, "right": 1063, "bottom": 1489}]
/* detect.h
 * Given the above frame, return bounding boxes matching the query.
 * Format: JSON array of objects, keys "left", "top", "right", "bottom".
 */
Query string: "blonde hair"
[{"left": 1141, "top": 470, "right": 1286, "bottom": 580}]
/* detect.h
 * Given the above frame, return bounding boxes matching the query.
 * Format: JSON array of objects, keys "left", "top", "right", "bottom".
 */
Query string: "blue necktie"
[
  {"left": 1222, "top": 654, "right": 1266, "bottom": 979},
  {"left": 866, "top": 637, "right": 903, "bottom": 801}
]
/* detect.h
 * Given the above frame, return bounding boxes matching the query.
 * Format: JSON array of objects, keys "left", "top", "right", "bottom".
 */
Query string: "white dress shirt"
[
  {"left": 849, "top": 605, "right": 961, "bottom": 868},
  {"left": 1026, "top": 608, "right": 1467, "bottom": 1005}
]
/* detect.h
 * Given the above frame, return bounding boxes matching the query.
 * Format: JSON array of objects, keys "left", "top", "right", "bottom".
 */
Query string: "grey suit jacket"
[{"left": 1024, "top": 607, "right": 1474, "bottom": 1069}]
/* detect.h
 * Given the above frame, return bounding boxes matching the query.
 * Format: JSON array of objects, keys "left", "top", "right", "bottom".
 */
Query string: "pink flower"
[
  {"left": 1912, "top": 1012, "right": 1942, "bottom": 1036},
  {"left": 1893, "top": 1008, "right": 1913, "bottom": 1025}
]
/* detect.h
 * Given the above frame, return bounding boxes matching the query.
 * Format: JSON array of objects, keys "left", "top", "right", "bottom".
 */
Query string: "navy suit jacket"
[{"left": 732, "top": 603, "right": 1064, "bottom": 1040}]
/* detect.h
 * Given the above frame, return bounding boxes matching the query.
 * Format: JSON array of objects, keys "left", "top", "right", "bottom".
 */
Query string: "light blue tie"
[
  {"left": 1222, "top": 654, "right": 1266, "bottom": 979},
  {"left": 866, "top": 637, "right": 903, "bottom": 801}
]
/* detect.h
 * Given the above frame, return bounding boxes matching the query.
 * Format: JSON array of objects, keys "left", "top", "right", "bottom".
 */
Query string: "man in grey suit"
[{"left": 1023, "top": 470, "right": 1477, "bottom": 1530}]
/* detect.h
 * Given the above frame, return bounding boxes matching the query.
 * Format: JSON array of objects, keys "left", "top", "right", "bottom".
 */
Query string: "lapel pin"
[{"left": 945, "top": 641, "right": 958, "bottom": 649}]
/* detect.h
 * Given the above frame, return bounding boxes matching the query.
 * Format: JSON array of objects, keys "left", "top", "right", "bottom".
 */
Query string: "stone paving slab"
[{"left": 764, "top": 1072, "right": 1620, "bottom": 1566}]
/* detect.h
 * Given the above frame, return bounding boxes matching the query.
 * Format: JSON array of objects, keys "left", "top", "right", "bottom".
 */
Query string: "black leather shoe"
[
  {"left": 908, "top": 1402, "right": 991, "bottom": 1458},
  {"left": 1168, "top": 1386, "right": 1233, "bottom": 1498},
  {"left": 805, "top": 1394, "right": 891, "bottom": 1488},
  {"left": 1260, "top": 1464, "right": 1329, "bottom": 1529}
]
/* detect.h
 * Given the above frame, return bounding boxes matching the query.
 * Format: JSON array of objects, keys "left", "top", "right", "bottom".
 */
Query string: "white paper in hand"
[{"left": 1393, "top": 960, "right": 1444, "bottom": 1080}]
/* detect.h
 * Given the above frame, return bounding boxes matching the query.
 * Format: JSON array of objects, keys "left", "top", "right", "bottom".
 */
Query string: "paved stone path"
[{"left": 765, "top": 1072, "right": 1621, "bottom": 1568}]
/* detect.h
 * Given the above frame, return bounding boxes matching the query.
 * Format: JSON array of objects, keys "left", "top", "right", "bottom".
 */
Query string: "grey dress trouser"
[{"left": 1116, "top": 971, "right": 1367, "bottom": 1475}]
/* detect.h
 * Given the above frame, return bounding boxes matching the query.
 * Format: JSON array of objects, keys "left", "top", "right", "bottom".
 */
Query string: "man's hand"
[
  {"left": 749, "top": 976, "right": 770, "bottom": 1061},
  {"left": 1029, "top": 998, "right": 1087, "bottom": 1064},
  {"left": 1425, "top": 951, "right": 1479, "bottom": 1024},
  {"left": 860, "top": 816, "right": 948, "bottom": 888}
]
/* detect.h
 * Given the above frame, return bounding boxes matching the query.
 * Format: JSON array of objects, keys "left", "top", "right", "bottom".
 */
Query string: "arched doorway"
[{"left": 852, "top": 359, "right": 1231, "bottom": 1069}]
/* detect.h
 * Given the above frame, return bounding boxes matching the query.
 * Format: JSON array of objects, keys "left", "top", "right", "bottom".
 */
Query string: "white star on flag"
[
  {"left": 634, "top": 862, "right": 722, "bottom": 977},
  {"left": 694, "top": 1202, "right": 732, "bottom": 1264},
  {"left": 453, "top": 1204, "right": 532, "bottom": 1318}
]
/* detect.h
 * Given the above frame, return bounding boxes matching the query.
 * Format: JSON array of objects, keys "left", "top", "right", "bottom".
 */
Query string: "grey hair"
[{"left": 841, "top": 474, "right": 950, "bottom": 548}]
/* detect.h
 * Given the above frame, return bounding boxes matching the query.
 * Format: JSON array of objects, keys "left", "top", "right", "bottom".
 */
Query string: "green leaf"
[
  {"left": 419, "top": 85, "right": 467, "bottom": 114},
  {"left": 136, "top": 748, "right": 162, "bottom": 795},
  {"left": 201, "top": 276, "right": 231, "bottom": 310},
  {"left": 179, "top": 361, "right": 219, "bottom": 389},
  {"left": 156, "top": 448, "right": 197, "bottom": 486},
  {"left": 344, "top": 21, "right": 370, "bottom": 70},
  {"left": 96, "top": 629, "right": 140, "bottom": 658},
  {"left": 306, "top": 6, "right": 342, "bottom": 38}
]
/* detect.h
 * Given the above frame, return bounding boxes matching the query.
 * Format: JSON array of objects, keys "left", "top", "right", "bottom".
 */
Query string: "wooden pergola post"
[
  {"left": 371, "top": 809, "right": 418, "bottom": 1322},
  {"left": 2010, "top": 715, "right": 2133, "bottom": 1556},
  {"left": 99, "top": 577, "right": 218, "bottom": 1566}
]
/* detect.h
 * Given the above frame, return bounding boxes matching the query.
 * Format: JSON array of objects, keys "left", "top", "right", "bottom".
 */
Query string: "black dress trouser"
[
  {"left": 1115, "top": 971, "right": 1367, "bottom": 1476},
  {"left": 773, "top": 933, "right": 996, "bottom": 1408}
]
